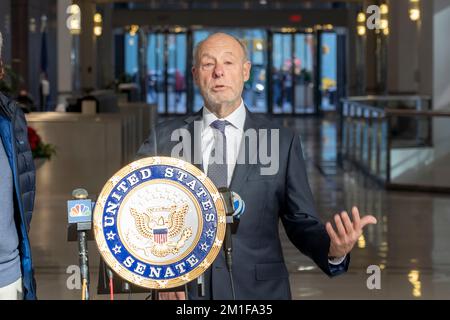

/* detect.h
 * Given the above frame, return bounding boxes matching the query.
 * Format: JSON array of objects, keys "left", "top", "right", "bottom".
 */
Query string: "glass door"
[
  {"left": 148, "top": 30, "right": 187, "bottom": 114},
  {"left": 272, "top": 32, "right": 293, "bottom": 114},
  {"left": 147, "top": 32, "right": 165, "bottom": 113},
  {"left": 294, "top": 33, "right": 315, "bottom": 114},
  {"left": 271, "top": 31, "right": 315, "bottom": 115},
  {"left": 242, "top": 30, "right": 268, "bottom": 113},
  {"left": 320, "top": 32, "right": 338, "bottom": 112},
  {"left": 167, "top": 33, "right": 187, "bottom": 114},
  {"left": 124, "top": 33, "right": 138, "bottom": 81}
]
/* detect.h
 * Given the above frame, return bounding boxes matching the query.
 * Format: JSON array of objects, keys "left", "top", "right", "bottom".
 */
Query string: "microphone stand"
[
  {"left": 218, "top": 187, "right": 236, "bottom": 300},
  {"left": 197, "top": 273, "right": 206, "bottom": 298},
  {"left": 78, "top": 229, "right": 90, "bottom": 300},
  {"left": 70, "top": 189, "right": 91, "bottom": 300}
]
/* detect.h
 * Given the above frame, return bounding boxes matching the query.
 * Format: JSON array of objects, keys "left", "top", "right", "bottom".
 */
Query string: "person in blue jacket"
[{"left": 0, "top": 31, "right": 37, "bottom": 300}]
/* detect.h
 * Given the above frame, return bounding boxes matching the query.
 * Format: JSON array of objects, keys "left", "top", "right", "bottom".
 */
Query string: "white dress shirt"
[{"left": 201, "top": 99, "right": 246, "bottom": 187}]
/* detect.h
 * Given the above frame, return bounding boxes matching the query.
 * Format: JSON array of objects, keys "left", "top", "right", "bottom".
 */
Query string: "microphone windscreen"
[{"left": 72, "top": 188, "right": 89, "bottom": 199}]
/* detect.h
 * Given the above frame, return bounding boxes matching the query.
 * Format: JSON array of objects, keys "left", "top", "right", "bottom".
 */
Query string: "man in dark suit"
[{"left": 137, "top": 32, "right": 376, "bottom": 300}]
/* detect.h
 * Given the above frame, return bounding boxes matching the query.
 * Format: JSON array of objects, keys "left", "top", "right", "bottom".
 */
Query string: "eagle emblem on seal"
[{"left": 129, "top": 204, "right": 193, "bottom": 258}]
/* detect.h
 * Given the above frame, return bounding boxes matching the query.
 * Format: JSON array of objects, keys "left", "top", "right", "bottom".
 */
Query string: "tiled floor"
[{"left": 29, "top": 115, "right": 450, "bottom": 299}]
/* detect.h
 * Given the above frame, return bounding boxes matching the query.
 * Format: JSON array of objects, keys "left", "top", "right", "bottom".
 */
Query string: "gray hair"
[
  {"left": 0, "top": 31, "right": 3, "bottom": 59},
  {"left": 193, "top": 33, "right": 249, "bottom": 67}
]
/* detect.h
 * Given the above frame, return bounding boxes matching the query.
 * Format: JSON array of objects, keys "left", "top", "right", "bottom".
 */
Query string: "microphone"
[
  {"left": 231, "top": 191, "right": 245, "bottom": 220},
  {"left": 67, "top": 188, "right": 93, "bottom": 232},
  {"left": 67, "top": 188, "right": 94, "bottom": 300},
  {"left": 72, "top": 188, "right": 88, "bottom": 199}
]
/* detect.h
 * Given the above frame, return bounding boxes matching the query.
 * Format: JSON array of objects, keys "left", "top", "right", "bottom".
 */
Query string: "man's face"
[{"left": 192, "top": 34, "right": 251, "bottom": 109}]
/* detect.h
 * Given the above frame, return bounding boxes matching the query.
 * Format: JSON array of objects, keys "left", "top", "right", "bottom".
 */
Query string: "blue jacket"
[{"left": 0, "top": 92, "right": 36, "bottom": 300}]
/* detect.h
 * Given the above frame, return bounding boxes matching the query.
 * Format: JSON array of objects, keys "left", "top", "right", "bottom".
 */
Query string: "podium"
[{"left": 68, "top": 157, "right": 244, "bottom": 300}]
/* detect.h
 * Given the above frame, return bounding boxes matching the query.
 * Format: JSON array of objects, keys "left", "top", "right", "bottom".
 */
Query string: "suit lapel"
[
  {"left": 184, "top": 109, "right": 203, "bottom": 171},
  {"left": 229, "top": 108, "right": 262, "bottom": 194}
]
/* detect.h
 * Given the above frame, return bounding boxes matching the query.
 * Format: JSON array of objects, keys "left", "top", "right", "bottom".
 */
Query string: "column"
[
  {"left": 74, "top": 0, "right": 96, "bottom": 92},
  {"left": 57, "top": 0, "right": 73, "bottom": 107}
]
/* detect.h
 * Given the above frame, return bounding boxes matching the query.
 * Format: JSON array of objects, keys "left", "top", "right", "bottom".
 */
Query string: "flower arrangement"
[{"left": 27, "top": 126, "right": 56, "bottom": 160}]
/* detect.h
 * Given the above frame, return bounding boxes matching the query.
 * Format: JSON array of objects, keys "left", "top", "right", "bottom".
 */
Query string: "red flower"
[
  {"left": 27, "top": 126, "right": 42, "bottom": 151},
  {"left": 26, "top": 126, "right": 56, "bottom": 160}
]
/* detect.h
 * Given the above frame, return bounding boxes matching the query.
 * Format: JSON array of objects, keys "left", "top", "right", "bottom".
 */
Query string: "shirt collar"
[{"left": 202, "top": 99, "right": 246, "bottom": 131}]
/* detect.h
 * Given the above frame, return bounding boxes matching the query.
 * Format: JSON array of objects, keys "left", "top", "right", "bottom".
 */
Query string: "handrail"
[
  {"left": 343, "top": 103, "right": 387, "bottom": 115},
  {"left": 339, "top": 99, "right": 450, "bottom": 192},
  {"left": 385, "top": 109, "right": 450, "bottom": 117},
  {"left": 343, "top": 95, "right": 432, "bottom": 102}
]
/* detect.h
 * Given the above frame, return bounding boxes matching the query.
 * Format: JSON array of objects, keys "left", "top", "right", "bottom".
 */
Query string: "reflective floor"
[{"left": 29, "top": 115, "right": 450, "bottom": 299}]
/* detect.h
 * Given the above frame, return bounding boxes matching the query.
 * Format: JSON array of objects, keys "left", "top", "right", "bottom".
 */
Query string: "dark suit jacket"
[{"left": 136, "top": 107, "right": 349, "bottom": 300}]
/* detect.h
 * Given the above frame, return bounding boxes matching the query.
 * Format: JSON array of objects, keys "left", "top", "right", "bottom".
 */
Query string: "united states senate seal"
[{"left": 93, "top": 157, "right": 226, "bottom": 289}]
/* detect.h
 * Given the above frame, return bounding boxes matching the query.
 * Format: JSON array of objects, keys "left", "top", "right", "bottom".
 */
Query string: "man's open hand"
[{"left": 326, "top": 206, "right": 377, "bottom": 258}]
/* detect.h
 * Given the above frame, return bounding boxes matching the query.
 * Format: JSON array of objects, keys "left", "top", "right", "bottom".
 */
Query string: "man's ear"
[
  {"left": 243, "top": 60, "right": 251, "bottom": 82},
  {"left": 191, "top": 66, "right": 198, "bottom": 85}
]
